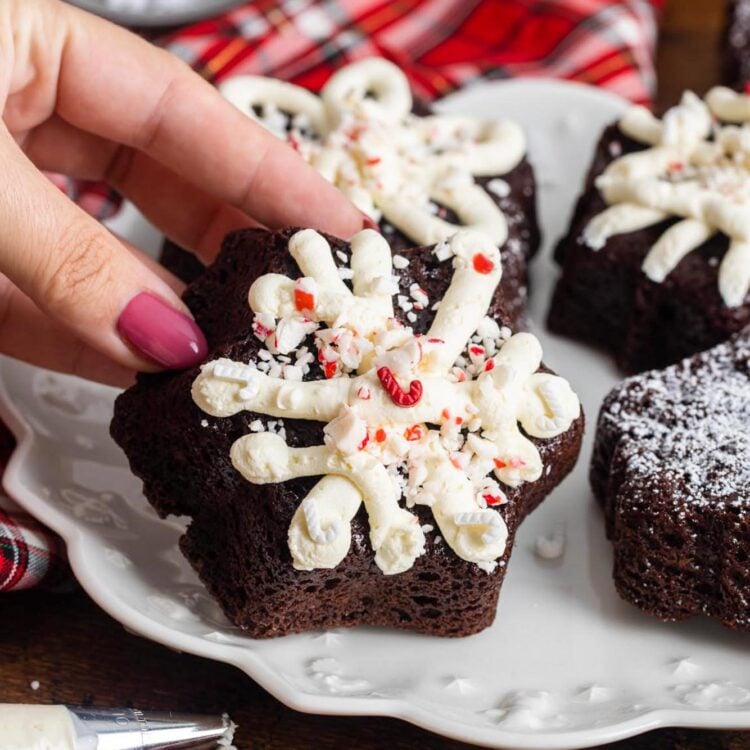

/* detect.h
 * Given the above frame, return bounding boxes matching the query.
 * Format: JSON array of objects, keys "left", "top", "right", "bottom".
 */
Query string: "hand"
[{"left": 0, "top": 0, "right": 364, "bottom": 386}]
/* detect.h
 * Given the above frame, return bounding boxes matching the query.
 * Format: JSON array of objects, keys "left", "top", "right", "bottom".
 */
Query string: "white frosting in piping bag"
[
  {"left": 584, "top": 88, "right": 750, "bottom": 307},
  {"left": 0, "top": 705, "right": 77, "bottom": 750},
  {"left": 219, "top": 59, "right": 525, "bottom": 247},
  {"left": 193, "top": 229, "right": 580, "bottom": 575}
]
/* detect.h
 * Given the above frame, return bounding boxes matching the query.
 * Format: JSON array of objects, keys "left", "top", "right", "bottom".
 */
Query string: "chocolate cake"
[
  {"left": 161, "top": 58, "right": 540, "bottom": 327},
  {"left": 548, "top": 89, "right": 750, "bottom": 374},
  {"left": 113, "top": 226, "right": 584, "bottom": 638},
  {"left": 724, "top": 0, "right": 750, "bottom": 89},
  {"left": 591, "top": 327, "right": 750, "bottom": 631}
]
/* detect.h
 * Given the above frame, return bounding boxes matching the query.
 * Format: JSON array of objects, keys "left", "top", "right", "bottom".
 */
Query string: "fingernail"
[
  {"left": 117, "top": 292, "right": 208, "bottom": 370},
  {"left": 362, "top": 215, "right": 380, "bottom": 232}
]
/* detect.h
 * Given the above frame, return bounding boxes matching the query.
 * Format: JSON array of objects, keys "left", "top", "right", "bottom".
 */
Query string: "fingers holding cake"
[{"left": 0, "top": 127, "right": 206, "bottom": 378}]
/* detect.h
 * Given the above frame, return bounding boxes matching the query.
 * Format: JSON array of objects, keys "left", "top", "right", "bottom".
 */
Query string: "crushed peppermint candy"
[
  {"left": 433, "top": 239, "right": 453, "bottom": 262},
  {"left": 486, "top": 178, "right": 511, "bottom": 198},
  {"left": 409, "top": 283, "right": 429, "bottom": 308},
  {"left": 338, "top": 267, "right": 355, "bottom": 281},
  {"left": 274, "top": 316, "right": 318, "bottom": 354},
  {"left": 324, "top": 405, "right": 368, "bottom": 455},
  {"left": 294, "top": 277, "right": 318, "bottom": 311},
  {"left": 472, "top": 253, "right": 495, "bottom": 275},
  {"left": 396, "top": 294, "right": 413, "bottom": 313},
  {"left": 249, "top": 418, "right": 287, "bottom": 441},
  {"left": 252, "top": 312, "right": 276, "bottom": 341}
]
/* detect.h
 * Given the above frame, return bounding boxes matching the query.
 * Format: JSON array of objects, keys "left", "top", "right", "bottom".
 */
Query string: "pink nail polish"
[
  {"left": 117, "top": 292, "right": 208, "bottom": 370},
  {"left": 362, "top": 215, "right": 380, "bottom": 232}
]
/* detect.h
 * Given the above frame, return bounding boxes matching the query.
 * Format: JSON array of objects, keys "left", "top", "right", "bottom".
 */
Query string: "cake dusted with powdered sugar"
[{"left": 592, "top": 327, "right": 750, "bottom": 630}]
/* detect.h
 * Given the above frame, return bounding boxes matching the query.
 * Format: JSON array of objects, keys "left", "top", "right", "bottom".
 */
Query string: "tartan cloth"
[
  {"left": 54, "top": 0, "right": 663, "bottom": 220},
  {"left": 17, "top": 0, "right": 663, "bottom": 591},
  {"left": 0, "top": 422, "right": 68, "bottom": 592}
]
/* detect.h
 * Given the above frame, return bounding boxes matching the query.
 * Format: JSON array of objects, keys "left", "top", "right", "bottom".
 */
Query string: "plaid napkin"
[
  {"left": 11, "top": 0, "right": 663, "bottom": 591},
  {"left": 57, "top": 0, "right": 663, "bottom": 220},
  {"left": 0, "top": 423, "right": 68, "bottom": 591}
]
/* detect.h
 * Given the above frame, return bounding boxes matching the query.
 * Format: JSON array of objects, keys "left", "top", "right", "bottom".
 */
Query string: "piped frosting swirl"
[
  {"left": 219, "top": 58, "right": 526, "bottom": 248},
  {"left": 192, "top": 229, "right": 580, "bottom": 575},
  {"left": 584, "top": 88, "right": 750, "bottom": 308}
]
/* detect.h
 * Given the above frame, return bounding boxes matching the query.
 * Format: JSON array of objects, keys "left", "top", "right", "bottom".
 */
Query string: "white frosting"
[
  {"left": 322, "top": 57, "right": 412, "bottom": 125},
  {"left": 219, "top": 76, "right": 327, "bottom": 134},
  {"left": 705, "top": 86, "right": 750, "bottom": 123},
  {"left": 249, "top": 229, "right": 394, "bottom": 340},
  {"left": 584, "top": 88, "right": 750, "bottom": 307},
  {"left": 0, "top": 705, "right": 77, "bottom": 750},
  {"left": 193, "top": 229, "right": 580, "bottom": 574},
  {"left": 289, "top": 476, "right": 362, "bottom": 570},
  {"left": 219, "top": 59, "right": 526, "bottom": 247}
]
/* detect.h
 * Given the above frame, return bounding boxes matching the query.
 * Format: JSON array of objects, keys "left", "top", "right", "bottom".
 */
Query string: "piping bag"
[{"left": 0, "top": 704, "right": 236, "bottom": 750}]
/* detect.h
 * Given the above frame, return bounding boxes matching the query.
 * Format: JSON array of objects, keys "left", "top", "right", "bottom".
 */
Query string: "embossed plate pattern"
[{"left": 2, "top": 81, "right": 750, "bottom": 749}]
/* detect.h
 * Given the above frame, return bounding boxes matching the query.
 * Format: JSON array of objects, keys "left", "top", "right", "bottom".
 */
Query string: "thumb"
[{"left": 0, "top": 134, "right": 207, "bottom": 372}]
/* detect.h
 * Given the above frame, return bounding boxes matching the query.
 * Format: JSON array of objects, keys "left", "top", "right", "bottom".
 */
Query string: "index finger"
[{"left": 49, "top": 1, "right": 364, "bottom": 239}]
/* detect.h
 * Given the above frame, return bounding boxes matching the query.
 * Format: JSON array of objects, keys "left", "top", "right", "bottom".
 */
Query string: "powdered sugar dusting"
[{"left": 600, "top": 330, "right": 750, "bottom": 509}]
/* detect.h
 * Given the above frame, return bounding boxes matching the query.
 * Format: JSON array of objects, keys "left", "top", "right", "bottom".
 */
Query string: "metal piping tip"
[{"left": 67, "top": 706, "right": 236, "bottom": 750}]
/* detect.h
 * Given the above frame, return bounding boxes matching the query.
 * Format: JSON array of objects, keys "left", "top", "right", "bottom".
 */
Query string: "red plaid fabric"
[
  {"left": 166, "top": 0, "right": 662, "bottom": 101},
  {"left": 56, "top": 0, "right": 662, "bottom": 220},
  {"left": 0, "top": 423, "right": 68, "bottom": 592}
]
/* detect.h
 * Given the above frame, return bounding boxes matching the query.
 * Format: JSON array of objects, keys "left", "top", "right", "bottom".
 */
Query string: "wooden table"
[{"left": 1, "top": 1, "right": 747, "bottom": 748}]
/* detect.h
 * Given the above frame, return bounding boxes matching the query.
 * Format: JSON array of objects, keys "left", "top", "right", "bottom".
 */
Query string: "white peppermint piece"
[{"left": 324, "top": 405, "right": 368, "bottom": 455}]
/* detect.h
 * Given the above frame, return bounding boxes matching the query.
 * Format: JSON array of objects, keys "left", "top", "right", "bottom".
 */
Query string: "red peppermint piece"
[
  {"left": 252, "top": 322, "right": 272, "bottom": 341},
  {"left": 377, "top": 366, "right": 423, "bottom": 407},
  {"left": 294, "top": 288, "right": 315, "bottom": 311},
  {"left": 324, "top": 361, "right": 338, "bottom": 379},
  {"left": 357, "top": 386, "right": 371, "bottom": 400},
  {"left": 358, "top": 434, "right": 370, "bottom": 451},
  {"left": 483, "top": 493, "right": 503, "bottom": 507},
  {"left": 473, "top": 253, "right": 495, "bottom": 274},
  {"left": 288, "top": 133, "right": 301, "bottom": 152},
  {"left": 404, "top": 424, "right": 423, "bottom": 442},
  {"left": 493, "top": 458, "right": 507, "bottom": 469},
  {"left": 484, "top": 359, "right": 495, "bottom": 372},
  {"left": 375, "top": 428, "right": 387, "bottom": 443},
  {"left": 366, "top": 156, "right": 382, "bottom": 166}
]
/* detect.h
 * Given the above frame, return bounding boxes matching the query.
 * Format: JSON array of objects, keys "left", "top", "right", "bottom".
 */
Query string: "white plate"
[
  {"left": 65, "top": 0, "right": 244, "bottom": 27},
  {"left": 3, "top": 80, "right": 750, "bottom": 750}
]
